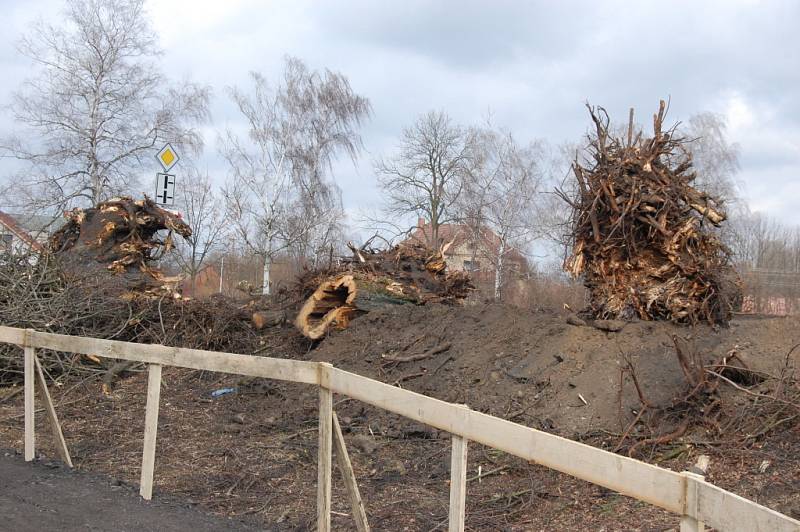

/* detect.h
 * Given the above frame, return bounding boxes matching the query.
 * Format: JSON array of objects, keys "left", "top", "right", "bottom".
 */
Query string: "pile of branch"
[
  {"left": 615, "top": 339, "right": 800, "bottom": 457},
  {"left": 0, "top": 198, "right": 284, "bottom": 385},
  {"left": 50, "top": 196, "right": 192, "bottom": 296},
  {"left": 561, "top": 101, "right": 740, "bottom": 325},
  {"left": 294, "top": 241, "right": 473, "bottom": 340},
  {"left": 0, "top": 252, "right": 270, "bottom": 385}
]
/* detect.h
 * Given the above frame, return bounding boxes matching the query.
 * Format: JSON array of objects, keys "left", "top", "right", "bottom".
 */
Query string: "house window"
[
  {"left": 0, "top": 234, "right": 12, "bottom": 253},
  {"left": 463, "top": 260, "right": 480, "bottom": 272}
]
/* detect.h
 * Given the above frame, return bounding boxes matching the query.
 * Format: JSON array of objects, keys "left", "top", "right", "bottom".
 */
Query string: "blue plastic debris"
[{"left": 210, "top": 387, "right": 237, "bottom": 398}]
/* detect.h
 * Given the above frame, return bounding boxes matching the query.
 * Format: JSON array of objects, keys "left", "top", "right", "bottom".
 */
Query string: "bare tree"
[
  {"left": 683, "top": 112, "right": 741, "bottom": 206},
  {"left": 221, "top": 57, "right": 370, "bottom": 294},
  {"left": 460, "top": 126, "right": 544, "bottom": 299},
  {"left": 0, "top": 0, "right": 209, "bottom": 211},
  {"left": 285, "top": 180, "right": 347, "bottom": 269},
  {"left": 375, "top": 111, "right": 475, "bottom": 247},
  {"left": 173, "top": 169, "right": 227, "bottom": 296}
]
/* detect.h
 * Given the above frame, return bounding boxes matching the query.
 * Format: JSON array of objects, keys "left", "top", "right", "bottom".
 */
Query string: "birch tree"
[
  {"left": 460, "top": 127, "right": 543, "bottom": 299},
  {"left": 0, "top": 0, "right": 209, "bottom": 211},
  {"left": 375, "top": 111, "right": 475, "bottom": 247},
  {"left": 684, "top": 112, "right": 741, "bottom": 206},
  {"left": 221, "top": 57, "right": 370, "bottom": 294},
  {"left": 285, "top": 179, "right": 347, "bottom": 269}
]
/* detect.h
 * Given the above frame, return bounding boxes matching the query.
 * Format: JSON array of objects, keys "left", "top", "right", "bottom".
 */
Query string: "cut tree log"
[
  {"left": 295, "top": 275, "right": 416, "bottom": 340},
  {"left": 295, "top": 243, "right": 472, "bottom": 340},
  {"left": 251, "top": 310, "right": 287, "bottom": 330}
]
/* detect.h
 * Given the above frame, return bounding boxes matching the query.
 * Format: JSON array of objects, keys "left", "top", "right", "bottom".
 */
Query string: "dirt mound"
[{"left": 310, "top": 303, "right": 800, "bottom": 437}]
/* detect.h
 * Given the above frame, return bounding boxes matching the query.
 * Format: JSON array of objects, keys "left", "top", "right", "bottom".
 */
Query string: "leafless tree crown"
[
  {"left": 375, "top": 110, "right": 476, "bottom": 246},
  {"left": 682, "top": 112, "right": 741, "bottom": 206},
  {"left": 1, "top": 0, "right": 210, "bottom": 211},
  {"left": 221, "top": 56, "right": 371, "bottom": 291},
  {"left": 171, "top": 170, "right": 228, "bottom": 294},
  {"left": 458, "top": 124, "right": 545, "bottom": 298}
]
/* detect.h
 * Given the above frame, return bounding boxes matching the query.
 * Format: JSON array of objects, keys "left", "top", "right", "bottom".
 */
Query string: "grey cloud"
[{"left": 1, "top": 0, "right": 799, "bottom": 227}]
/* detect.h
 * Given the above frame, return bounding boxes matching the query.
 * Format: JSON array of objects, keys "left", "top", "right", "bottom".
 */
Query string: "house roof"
[
  {"left": 406, "top": 219, "right": 528, "bottom": 267},
  {"left": 0, "top": 211, "right": 45, "bottom": 251}
]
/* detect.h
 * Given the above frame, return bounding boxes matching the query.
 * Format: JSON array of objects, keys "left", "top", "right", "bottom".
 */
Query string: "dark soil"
[
  {"left": 0, "top": 450, "right": 260, "bottom": 531},
  {"left": 311, "top": 304, "right": 798, "bottom": 437},
  {"left": 1, "top": 303, "right": 799, "bottom": 530}
]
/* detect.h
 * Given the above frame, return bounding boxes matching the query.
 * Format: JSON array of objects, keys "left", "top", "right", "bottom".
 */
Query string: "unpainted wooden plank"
[
  {"left": 681, "top": 471, "right": 704, "bottom": 532},
  {"left": 0, "top": 326, "right": 26, "bottom": 345},
  {"left": 680, "top": 516, "right": 702, "bottom": 532},
  {"left": 332, "top": 411, "right": 370, "bottom": 532},
  {"left": 693, "top": 476, "right": 800, "bottom": 532},
  {"left": 327, "top": 367, "right": 686, "bottom": 513},
  {"left": 448, "top": 434, "right": 468, "bottom": 532},
  {"left": 317, "top": 376, "right": 333, "bottom": 532},
  {"left": 33, "top": 354, "right": 73, "bottom": 467},
  {"left": 139, "top": 364, "right": 163, "bottom": 500},
  {"left": 24, "top": 346, "right": 34, "bottom": 461},
  {"left": 20, "top": 328, "right": 319, "bottom": 384}
]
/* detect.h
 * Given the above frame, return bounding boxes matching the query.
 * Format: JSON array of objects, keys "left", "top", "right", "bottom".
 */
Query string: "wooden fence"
[{"left": 1, "top": 326, "right": 798, "bottom": 532}]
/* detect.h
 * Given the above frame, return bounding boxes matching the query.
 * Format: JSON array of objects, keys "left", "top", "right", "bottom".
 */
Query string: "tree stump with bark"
[{"left": 295, "top": 243, "right": 472, "bottom": 340}]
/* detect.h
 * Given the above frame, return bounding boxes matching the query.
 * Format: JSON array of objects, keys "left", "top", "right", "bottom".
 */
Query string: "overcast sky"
[{"left": 2, "top": 0, "right": 799, "bottom": 230}]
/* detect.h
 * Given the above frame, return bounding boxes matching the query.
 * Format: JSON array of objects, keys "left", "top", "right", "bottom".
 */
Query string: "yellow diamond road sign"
[{"left": 156, "top": 143, "right": 179, "bottom": 172}]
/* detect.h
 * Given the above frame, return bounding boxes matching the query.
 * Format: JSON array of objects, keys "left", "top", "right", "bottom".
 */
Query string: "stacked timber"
[{"left": 561, "top": 101, "right": 741, "bottom": 325}]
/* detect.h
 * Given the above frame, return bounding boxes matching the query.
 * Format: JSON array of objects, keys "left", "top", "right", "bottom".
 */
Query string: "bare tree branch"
[{"left": 0, "top": 0, "right": 210, "bottom": 212}]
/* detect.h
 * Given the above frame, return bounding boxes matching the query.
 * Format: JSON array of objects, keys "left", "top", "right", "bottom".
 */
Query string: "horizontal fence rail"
[{"left": 0, "top": 326, "right": 797, "bottom": 532}]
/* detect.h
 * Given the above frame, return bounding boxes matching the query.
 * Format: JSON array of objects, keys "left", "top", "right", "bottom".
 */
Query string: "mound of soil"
[{"left": 310, "top": 303, "right": 799, "bottom": 437}]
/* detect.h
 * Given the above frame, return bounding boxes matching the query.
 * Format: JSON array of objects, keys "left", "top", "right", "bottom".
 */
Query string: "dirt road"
[{"left": 0, "top": 451, "right": 260, "bottom": 532}]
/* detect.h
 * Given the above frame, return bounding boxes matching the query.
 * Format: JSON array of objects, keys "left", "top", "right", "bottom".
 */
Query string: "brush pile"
[
  {"left": 0, "top": 251, "right": 276, "bottom": 385},
  {"left": 295, "top": 242, "right": 473, "bottom": 339},
  {"left": 561, "top": 101, "right": 741, "bottom": 325},
  {"left": 0, "top": 198, "right": 276, "bottom": 385}
]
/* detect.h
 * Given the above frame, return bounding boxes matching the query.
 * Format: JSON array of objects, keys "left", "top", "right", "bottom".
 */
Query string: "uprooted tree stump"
[
  {"left": 559, "top": 101, "right": 741, "bottom": 326},
  {"left": 295, "top": 243, "right": 472, "bottom": 340},
  {"left": 49, "top": 196, "right": 192, "bottom": 295}
]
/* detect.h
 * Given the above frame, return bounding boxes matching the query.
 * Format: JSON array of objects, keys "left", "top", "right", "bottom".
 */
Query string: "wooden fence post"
[
  {"left": 317, "top": 363, "right": 333, "bottom": 532},
  {"left": 448, "top": 398, "right": 470, "bottom": 532},
  {"left": 34, "top": 354, "right": 72, "bottom": 467},
  {"left": 449, "top": 433, "right": 468, "bottom": 531},
  {"left": 681, "top": 455, "right": 710, "bottom": 532},
  {"left": 24, "top": 345, "right": 35, "bottom": 462},
  {"left": 139, "top": 363, "right": 163, "bottom": 500},
  {"left": 332, "top": 411, "right": 370, "bottom": 532}
]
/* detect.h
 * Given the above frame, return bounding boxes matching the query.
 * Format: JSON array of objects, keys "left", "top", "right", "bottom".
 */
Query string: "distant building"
[
  {"left": 0, "top": 211, "right": 63, "bottom": 254},
  {"left": 404, "top": 218, "right": 528, "bottom": 286},
  {"left": 181, "top": 264, "right": 222, "bottom": 298}
]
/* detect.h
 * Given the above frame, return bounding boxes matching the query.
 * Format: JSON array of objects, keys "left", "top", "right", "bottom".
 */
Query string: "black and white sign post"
[
  {"left": 155, "top": 143, "right": 179, "bottom": 206},
  {"left": 156, "top": 173, "right": 176, "bottom": 205}
]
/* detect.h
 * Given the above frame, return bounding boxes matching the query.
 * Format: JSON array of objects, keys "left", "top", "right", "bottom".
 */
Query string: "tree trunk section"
[{"left": 295, "top": 275, "right": 414, "bottom": 340}]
